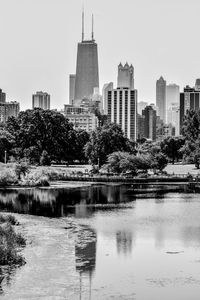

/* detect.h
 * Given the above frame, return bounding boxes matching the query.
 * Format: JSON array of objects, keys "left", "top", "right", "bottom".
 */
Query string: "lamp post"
[{"left": 4, "top": 150, "right": 7, "bottom": 164}]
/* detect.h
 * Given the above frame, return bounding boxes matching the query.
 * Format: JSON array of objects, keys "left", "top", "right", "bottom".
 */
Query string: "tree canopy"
[{"left": 84, "top": 123, "right": 132, "bottom": 166}]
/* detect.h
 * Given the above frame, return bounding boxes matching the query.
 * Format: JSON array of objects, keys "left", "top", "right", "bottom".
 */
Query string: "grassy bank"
[
  {"left": 0, "top": 163, "right": 91, "bottom": 187},
  {"left": 0, "top": 214, "right": 26, "bottom": 266}
]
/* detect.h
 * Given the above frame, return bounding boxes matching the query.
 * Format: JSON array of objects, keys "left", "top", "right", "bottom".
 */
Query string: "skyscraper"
[
  {"left": 180, "top": 83, "right": 200, "bottom": 133},
  {"left": 107, "top": 87, "right": 137, "bottom": 141},
  {"left": 117, "top": 63, "right": 134, "bottom": 89},
  {"left": 74, "top": 12, "right": 99, "bottom": 105},
  {"left": 32, "top": 91, "right": 50, "bottom": 110},
  {"left": 142, "top": 105, "right": 157, "bottom": 141},
  {"left": 156, "top": 76, "right": 166, "bottom": 123},
  {"left": 69, "top": 74, "right": 76, "bottom": 105}
]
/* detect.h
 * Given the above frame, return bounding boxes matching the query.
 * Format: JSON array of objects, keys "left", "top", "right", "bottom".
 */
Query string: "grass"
[{"left": 0, "top": 214, "right": 26, "bottom": 266}]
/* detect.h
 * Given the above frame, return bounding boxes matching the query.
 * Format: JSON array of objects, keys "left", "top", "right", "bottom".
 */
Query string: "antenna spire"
[
  {"left": 92, "top": 14, "right": 94, "bottom": 41},
  {"left": 82, "top": 6, "right": 84, "bottom": 41}
]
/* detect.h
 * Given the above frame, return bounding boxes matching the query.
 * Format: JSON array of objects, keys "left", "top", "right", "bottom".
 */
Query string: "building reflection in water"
[
  {"left": 116, "top": 231, "right": 133, "bottom": 256},
  {"left": 75, "top": 226, "right": 97, "bottom": 300}
]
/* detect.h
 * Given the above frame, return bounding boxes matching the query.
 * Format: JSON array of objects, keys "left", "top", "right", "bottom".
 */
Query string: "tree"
[
  {"left": 6, "top": 109, "right": 77, "bottom": 163},
  {"left": 152, "top": 153, "right": 168, "bottom": 171},
  {"left": 40, "top": 150, "right": 51, "bottom": 166},
  {"left": 74, "top": 130, "right": 90, "bottom": 163},
  {"left": 160, "top": 137, "right": 184, "bottom": 164},
  {"left": 180, "top": 110, "right": 200, "bottom": 166},
  {"left": 0, "top": 129, "right": 15, "bottom": 163},
  {"left": 84, "top": 123, "right": 131, "bottom": 166}
]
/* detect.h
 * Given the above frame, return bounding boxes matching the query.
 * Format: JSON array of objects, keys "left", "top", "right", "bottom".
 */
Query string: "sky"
[{"left": 1, "top": 0, "right": 200, "bottom": 110}]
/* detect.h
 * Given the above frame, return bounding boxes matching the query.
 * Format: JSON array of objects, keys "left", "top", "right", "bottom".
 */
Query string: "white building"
[
  {"left": 32, "top": 91, "right": 50, "bottom": 110},
  {"left": 106, "top": 87, "right": 137, "bottom": 141}
]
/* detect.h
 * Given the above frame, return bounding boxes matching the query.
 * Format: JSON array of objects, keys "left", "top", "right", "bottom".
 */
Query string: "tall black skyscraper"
[{"left": 73, "top": 12, "right": 99, "bottom": 105}]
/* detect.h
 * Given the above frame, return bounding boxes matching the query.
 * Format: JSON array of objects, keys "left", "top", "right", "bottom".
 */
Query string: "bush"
[
  {"left": 0, "top": 217, "right": 26, "bottom": 266},
  {"left": 20, "top": 169, "right": 50, "bottom": 186},
  {"left": 0, "top": 169, "right": 18, "bottom": 186}
]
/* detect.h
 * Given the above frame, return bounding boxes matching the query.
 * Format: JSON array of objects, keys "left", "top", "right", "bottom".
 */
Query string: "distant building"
[
  {"left": 32, "top": 91, "right": 50, "bottom": 110},
  {"left": 180, "top": 84, "right": 200, "bottom": 132},
  {"left": 102, "top": 82, "right": 113, "bottom": 114},
  {"left": 137, "top": 114, "right": 145, "bottom": 140},
  {"left": 62, "top": 106, "right": 98, "bottom": 132},
  {"left": 156, "top": 116, "right": 164, "bottom": 139},
  {"left": 74, "top": 13, "right": 99, "bottom": 105},
  {"left": 195, "top": 79, "right": 200, "bottom": 91},
  {"left": 0, "top": 101, "right": 20, "bottom": 123},
  {"left": 69, "top": 74, "right": 76, "bottom": 105},
  {"left": 0, "top": 89, "right": 6, "bottom": 103},
  {"left": 117, "top": 63, "right": 134, "bottom": 89},
  {"left": 142, "top": 105, "right": 157, "bottom": 141},
  {"left": 156, "top": 76, "right": 166, "bottom": 123},
  {"left": 106, "top": 87, "right": 137, "bottom": 141},
  {"left": 166, "top": 83, "right": 179, "bottom": 126},
  {"left": 167, "top": 103, "right": 180, "bottom": 136},
  {"left": 137, "top": 101, "right": 148, "bottom": 115}
]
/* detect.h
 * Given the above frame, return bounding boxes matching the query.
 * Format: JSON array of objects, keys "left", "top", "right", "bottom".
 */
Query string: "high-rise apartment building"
[
  {"left": 180, "top": 84, "right": 200, "bottom": 132},
  {"left": 156, "top": 76, "right": 166, "bottom": 123},
  {"left": 117, "top": 63, "right": 134, "bottom": 89},
  {"left": 105, "top": 63, "right": 137, "bottom": 141},
  {"left": 73, "top": 12, "right": 99, "bottom": 105},
  {"left": 0, "top": 101, "right": 20, "bottom": 123},
  {"left": 106, "top": 87, "right": 137, "bottom": 141},
  {"left": 142, "top": 106, "right": 157, "bottom": 141},
  {"left": 32, "top": 91, "right": 50, "bottom": 110},
  {"left": 69, "top": 74, "right": 76, "bottom": 105}
]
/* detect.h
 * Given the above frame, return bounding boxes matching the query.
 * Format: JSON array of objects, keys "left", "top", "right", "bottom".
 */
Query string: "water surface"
[{"left": 0, "top": 184, "right": 200, "bottom": 299}]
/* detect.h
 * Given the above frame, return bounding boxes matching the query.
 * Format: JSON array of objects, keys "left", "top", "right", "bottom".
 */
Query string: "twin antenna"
[{"left": 82, "top": 8, "right": 95, "bottom": 42}]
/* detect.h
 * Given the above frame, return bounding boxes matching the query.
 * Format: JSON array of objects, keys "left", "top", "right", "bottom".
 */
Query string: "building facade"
[
  {"left": 142, "top": 106, "right": 157, "bottom": 141},
  {"left": 106, "top": 87, "right": 137, "bottom": 141},
  {"left": 102, "top": 82, "right": 113, "bottom": 114},
  {"left": 180, "top": 85, "right": 200, "bottom": 132},
  {"left": 69, "top": 74, "right": 76, "bottom": 105},
  {"left": 73, "top": 13, "right": 99, "bottom": 105},
  {"left": 32, "top": 91, "right": 50, "bottom": 110},
  {"left": 156, "top": 76, "right": 166, "bottom": 123},
  {"left": 0, "top": 101, "right": 20, "bottom": 123},
  {"left": 117, "top": 63, "right": 134, "bottom": 89},
  {"left": 0, "top": 89, "right": 6, "bottom": 103}
]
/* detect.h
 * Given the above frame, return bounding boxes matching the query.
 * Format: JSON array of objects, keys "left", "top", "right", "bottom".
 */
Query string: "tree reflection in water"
[{"left": 0, "top": 184, "right": 135, "bottom": 218}]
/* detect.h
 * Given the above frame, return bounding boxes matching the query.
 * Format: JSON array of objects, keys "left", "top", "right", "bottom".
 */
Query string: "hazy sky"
[{"left": 1, "top": 0, "right": 200, "bottom": 110}]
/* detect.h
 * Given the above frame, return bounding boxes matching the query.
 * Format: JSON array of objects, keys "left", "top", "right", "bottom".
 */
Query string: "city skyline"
[{"left": 1, "top": 0, "right": 200, "bottom": 110}]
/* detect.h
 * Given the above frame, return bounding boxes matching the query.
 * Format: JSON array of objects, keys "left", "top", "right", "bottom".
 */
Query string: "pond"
[{"left": 0, "top": 184, "right": 200, "bottom": 299}]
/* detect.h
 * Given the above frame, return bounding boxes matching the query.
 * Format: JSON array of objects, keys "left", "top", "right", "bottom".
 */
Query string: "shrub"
[
  {"left": 0, "top": 169, "right": 18, "bottom": 186},
  {"left": 0, "top": 219, "right": 26, "bottom": 266}
]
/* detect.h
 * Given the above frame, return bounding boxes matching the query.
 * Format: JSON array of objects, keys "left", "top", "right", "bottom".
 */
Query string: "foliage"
[
  {"left": 15, "top": 162, "right": 29, "bottom": 180},
  {"left": 0, "top": 129, "right": 15, "bottom": 163},
  {"left": 6, "top": 109, "right": 76, "bottom": 163},
  {"left": 40, "top": 150, "right": 51, "bottom": 166},
  {"left": 0, "top": 215, "right": 26, "bottom": 266},
  {"left": 20, "top": 168, "right": 49, "bottom": 186},
  {"left": 0, "top": 168, "right": 18, "bottom": 186},
  {"left": 84, "top": 123, "right": 131, "bottom": 166},
  {"left": 181, "top": 110, "right": 200, "bottom": 166},
  {"left": 160, "top": 137, "right": 185, "bottom": 164},
  {"left": 74, "top": 130, "right": 90, "bottom": 163},
  {"left": 152, "top": 153, "right": 168, "bottom": 171},
  {"left": 102, "top": 151, "right": 152, "bottom": 175}
]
